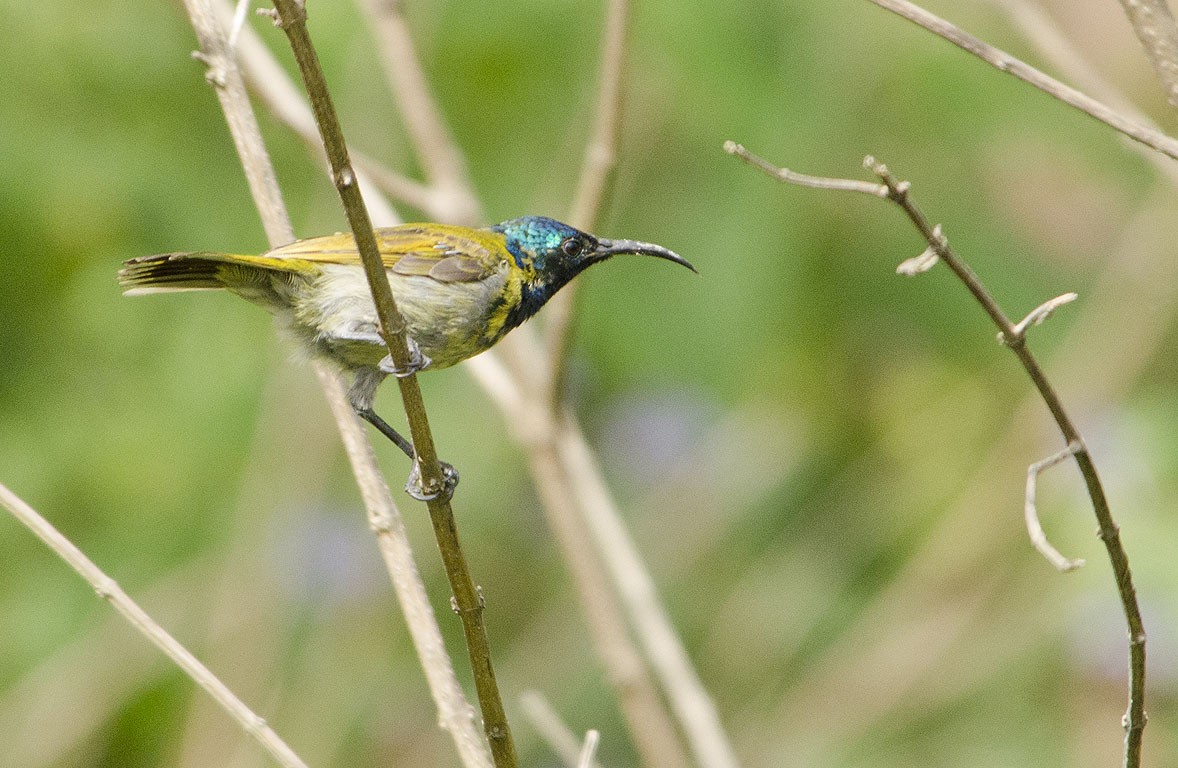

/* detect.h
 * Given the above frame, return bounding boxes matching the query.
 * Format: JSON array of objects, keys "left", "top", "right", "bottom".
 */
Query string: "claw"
[
  {"left": 405, "top": 459, "right": 459, "bottom": 502},
  {"left": 378, "top": 337, "right": 431, "bottom": 378}
]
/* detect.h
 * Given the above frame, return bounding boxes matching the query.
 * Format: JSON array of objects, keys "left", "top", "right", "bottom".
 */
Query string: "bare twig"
[
  {"left": 214, "top": 0, "right": 431, "bottom": 219},
  {"left": 266, "top": 2, "right": 517, "bottom": 764},
  {"left": 725, "top": 141, "right": 886, "bottom": 196},
  {"left": 525, "top": 439, "right": 692, "bottom": 768},
  {"left": 0, "top": 484, "right": 309, "bottom": 768},
  {"left": 756, "top": 181, "right": 1178, "bottom": 762},
  {"left": 316, "top": 368, "right": 491, "bottom": 767},
  {"left": 183, "top": 1, "right": 492, "bottom": 764},
  {"left": 225, "top": 5, "right": 726, "bottom": 766},
  {"left": 1113, "top": 0, "right": 1178, "bottom": 108},
  {"left": 863, "top": 0, "right": 1178, "bottom": 163},
  {"left": 989, "top": 0, "right": 1178, "bottom": 190},
  {"left": 577, "top": 729, "right": 602, "bottom": 768},
  {"left": 356, "top": 0, "right": 483, "bottom": 225},
  {"left": 1025, "top": 442, "right": 1086, "bottom": 572},
  {"left": 519, "top": 691, "right": 607, "bottom": 768},
  {"left": 727, "top": 143, "right": 1148, "bottom": 768},
  {"left": 544, "top": 0, "right": 632, "bottom": 405},
  {"left": 555, "top": 413, "right": 741, "bottom": 768}
]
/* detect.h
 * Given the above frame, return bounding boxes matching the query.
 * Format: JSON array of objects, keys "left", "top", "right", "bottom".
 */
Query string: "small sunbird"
[{"left": 119, "top": 216, "right": 694, "bottom": 496}]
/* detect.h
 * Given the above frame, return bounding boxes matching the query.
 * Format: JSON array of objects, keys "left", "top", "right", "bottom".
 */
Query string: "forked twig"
[{"left": 725, "top": 141, "right": 1147, "bottom": 768}]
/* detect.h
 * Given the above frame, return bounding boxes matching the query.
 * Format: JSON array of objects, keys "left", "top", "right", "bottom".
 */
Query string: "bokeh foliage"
[{"left": 2, "top": 0, "right": 1178, "bottom": 766}]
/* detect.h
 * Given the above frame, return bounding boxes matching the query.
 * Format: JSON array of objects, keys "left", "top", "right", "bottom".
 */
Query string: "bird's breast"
[{"left": 295, "top": 262, "right": 521, "bottom": 370}]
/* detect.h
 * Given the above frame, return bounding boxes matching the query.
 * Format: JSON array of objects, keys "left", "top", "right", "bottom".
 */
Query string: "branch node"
[
  {"left": 1096, "top": 521, "right": 1122, "bottom": 541},
  {"left": 256, "top": 6, "right": 281, "bottom": 25},
  {"left": 93, "top": 575, "right": 119, "bottom": 601},
  {"left": 1025, "top": 441, "right": 1086, "bottom": 572},
  {"left": 243, "top": 712, "right": 270, "bottom": 737},
  {"left": 191, "top": 51, "right": 227, "bottom": 88},
  {"left": 334, "top": 167, "right": 357, "bottom": 189}
]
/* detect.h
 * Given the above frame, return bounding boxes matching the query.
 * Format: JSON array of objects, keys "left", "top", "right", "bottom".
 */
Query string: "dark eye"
[{"left": 561, "top": 236, "right": 584, "bottom": 257}]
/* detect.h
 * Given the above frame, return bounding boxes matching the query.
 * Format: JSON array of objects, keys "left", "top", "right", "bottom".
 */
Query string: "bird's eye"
[{"left": 561, "top": 237, "right": 584, "bottom": 257}]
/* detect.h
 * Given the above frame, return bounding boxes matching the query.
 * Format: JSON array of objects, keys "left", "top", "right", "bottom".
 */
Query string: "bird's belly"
[{"left": 295, "top": 265, "right": 512, "bottom": 370}]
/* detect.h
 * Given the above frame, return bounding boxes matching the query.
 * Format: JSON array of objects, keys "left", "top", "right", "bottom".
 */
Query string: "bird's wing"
[{"left": 265, "top": 224, "right": 508, "bottom": 283}]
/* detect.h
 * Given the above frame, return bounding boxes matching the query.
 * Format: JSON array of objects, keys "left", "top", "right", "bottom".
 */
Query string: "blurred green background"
[{"left": 2, "top": 0, "right": 1178, "bottom": 765}]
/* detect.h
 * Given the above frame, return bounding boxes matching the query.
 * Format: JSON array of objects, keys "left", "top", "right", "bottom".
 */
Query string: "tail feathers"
[
  {"left": 119, "top": 250, "right": 318, "bottom": 295},
  {"left": 118, "top": 252, "right": 244, "bottom": 294}
]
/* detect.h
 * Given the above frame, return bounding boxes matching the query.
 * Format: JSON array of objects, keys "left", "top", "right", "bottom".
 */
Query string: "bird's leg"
[
  {"left": 347, "top": 365, "right": 459, "bottom": 502},
  {"left": 356, "top": 407, "right": 415, "bottom": 459}
]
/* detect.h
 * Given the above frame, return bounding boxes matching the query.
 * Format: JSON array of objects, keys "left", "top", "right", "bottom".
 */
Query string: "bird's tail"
[{"left": 117, "top": 252, "right": 300, "bottom": 295}]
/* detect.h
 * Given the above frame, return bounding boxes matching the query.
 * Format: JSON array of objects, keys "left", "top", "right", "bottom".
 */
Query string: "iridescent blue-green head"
[{"left": 490, "top": 215, "right": 695, "bottom": 321}]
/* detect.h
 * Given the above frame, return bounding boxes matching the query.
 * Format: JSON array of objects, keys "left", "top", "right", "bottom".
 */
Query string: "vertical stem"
[{"left": 267, "top": 2, "right": 517, "bottom": 765}]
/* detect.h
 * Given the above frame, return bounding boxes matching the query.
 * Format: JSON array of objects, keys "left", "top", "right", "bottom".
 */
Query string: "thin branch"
[
  {"left": 316, "top": 368, "right": 492, "bottom": 768},
  {"left": 864, "top": 0, "right": 1178, "bottom": 162},
  {"left": 182, "top": 1, "right": 492, "bottom": 764},
  {"left": 186, "top": 0, "right": 293, "bottom": 245},
  {"left": 544, "top": 0, "right": 632, "bottom": 406},
  {"left": 555, "top": 413, "right": 741, "bottom": 768},
  {"left": 1113, "top": 0, "right": 1178, "bottom": 109},
  {"left": 519, "top": 691, "right": 606, "bottom": 768},
  {"left": 725, "top": 141, "right": 887, "bottom": 196},
  {"left": 265, "top": 2, "right": 517, "bottom": 765},
  {"left": 212, "top": 0, "right": 421, "bottom": 222},
  {"left": 1025, "top": 442, "right": 1086, "bottom": 572},
  {"left": 726, "top": 142, "right": 1148, "bottom": 768},
  {"left": 525, "top": 438, "right": 693, "bottom": 768},
  {"left": 242, "top": 4, "right": 727, "bottom": 765},
  {"left": 988, "top": 0, "right": 1178, "bottom": 190},
  {"left": 0, "top": 484, "right": 309, "bottom": 768},
  {"left": 356, "top": 0, "right": 483, "bottom": 225},
  {"left": 577, "top": 730, "right": 602, "bottom": 768}
]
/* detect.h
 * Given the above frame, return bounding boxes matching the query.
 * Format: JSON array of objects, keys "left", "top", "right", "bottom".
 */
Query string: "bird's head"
[{"left": 490, "top": 216, "right": 695, "bottom": 315}]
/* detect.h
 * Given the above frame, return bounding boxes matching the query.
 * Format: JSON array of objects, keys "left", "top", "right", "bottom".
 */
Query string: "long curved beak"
[{"left": 593, "top": 238, "right": 698, "bottom": 273}]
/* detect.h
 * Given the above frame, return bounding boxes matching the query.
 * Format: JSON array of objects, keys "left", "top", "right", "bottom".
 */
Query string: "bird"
[{"left": 119, "top": 215, "right": 694, "bottom": 495}]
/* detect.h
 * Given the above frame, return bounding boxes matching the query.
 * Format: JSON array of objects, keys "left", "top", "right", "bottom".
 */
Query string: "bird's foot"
[
  {"left": 405, "top": 458, "right": 460, "bottom": 503},
  {"left": 378, "top": 336, "right": 431, "bottom": 378}
]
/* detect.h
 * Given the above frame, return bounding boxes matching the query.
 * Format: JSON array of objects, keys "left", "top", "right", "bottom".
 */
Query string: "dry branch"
[
  {"left": 865, "top": 0, "right": 1178, "bottom": 162},
  {"left": 725, "top": 141, "right": 1148, "bottom": 768},
  {"left": 1113, "top": 0, "right": 1178, "bottom": 108},
  {"left": 0, "top": 484, "right": 309, "bottom": 768}
]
